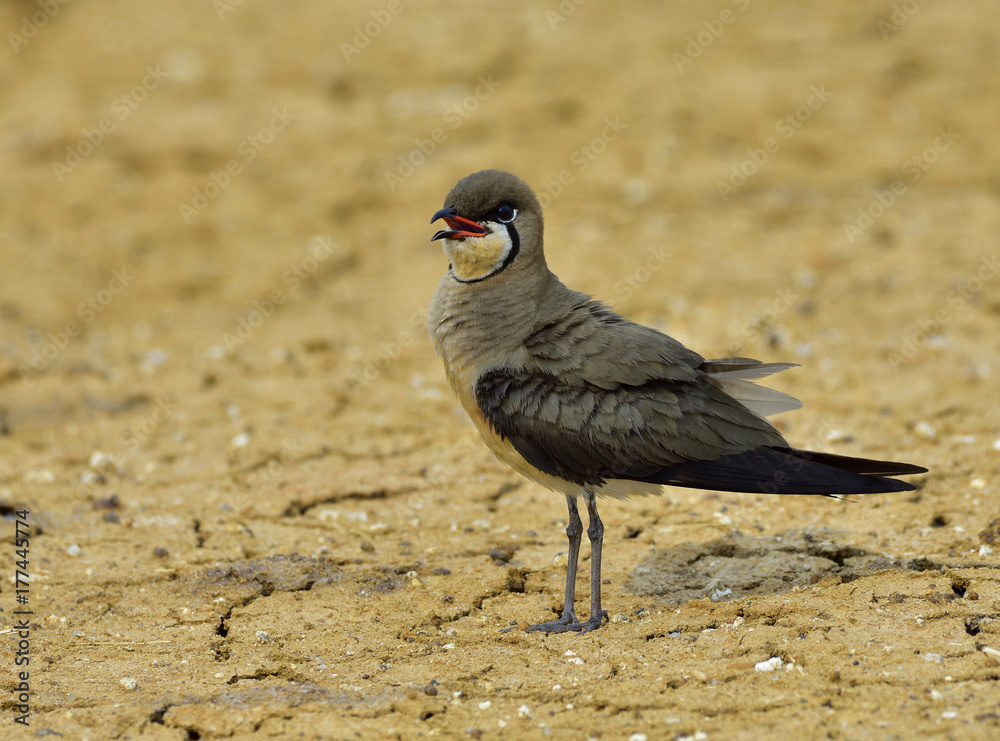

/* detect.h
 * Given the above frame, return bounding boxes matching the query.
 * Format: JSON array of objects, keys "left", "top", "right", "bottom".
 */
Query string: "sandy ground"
[{"left": 1, "top": 0, "right": 999, "bottom": 738}]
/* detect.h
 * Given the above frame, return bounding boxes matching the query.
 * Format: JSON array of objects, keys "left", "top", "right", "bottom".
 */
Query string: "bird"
[{"left": 427, "top": 169, "right": 926, "bottom": 634}]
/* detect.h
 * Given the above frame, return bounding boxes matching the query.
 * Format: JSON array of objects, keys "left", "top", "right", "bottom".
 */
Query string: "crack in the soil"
[{"left": 281, "top": 489, "right": 395, "bottom": 517}]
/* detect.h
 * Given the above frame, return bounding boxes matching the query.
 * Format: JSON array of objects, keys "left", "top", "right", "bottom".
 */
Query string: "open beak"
[{"left": 430, "top": 207, "right": 489, "bottom": 241}]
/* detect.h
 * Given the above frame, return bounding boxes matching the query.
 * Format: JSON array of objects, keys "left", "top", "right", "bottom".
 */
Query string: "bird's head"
[{"left": 431, "top": 170, "right": 544, "bottom": 284}]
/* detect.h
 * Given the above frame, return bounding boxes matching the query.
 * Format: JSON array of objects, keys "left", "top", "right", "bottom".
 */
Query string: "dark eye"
[{"left": 496, "top": 203, "right": 516, "bottom": 223}]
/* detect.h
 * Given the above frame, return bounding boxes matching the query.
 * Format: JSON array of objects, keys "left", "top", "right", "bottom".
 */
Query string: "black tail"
[{"left": 649, "top": 446, "right": 927, "bottom": 495}]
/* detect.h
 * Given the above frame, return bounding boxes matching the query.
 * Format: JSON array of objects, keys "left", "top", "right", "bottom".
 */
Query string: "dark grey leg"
[
  {"left": 577, "top": 489, "right": 609, "bottom": 632},
  {"left": 528, "top": 495, "right": 582, "bottom": 631},
  {"left": 529, "top": 490, "right": 608, "bottom": 634}
]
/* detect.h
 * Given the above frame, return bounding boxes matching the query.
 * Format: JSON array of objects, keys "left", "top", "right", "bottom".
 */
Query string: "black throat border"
[{"left": 450, "top": 224, "right": 520, "bottom": 285}]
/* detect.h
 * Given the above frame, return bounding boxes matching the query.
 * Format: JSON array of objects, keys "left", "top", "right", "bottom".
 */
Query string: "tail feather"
[
  {"left": 646, "top": 446, "right": 926, "bottom": 495},
  {"left": 703, "top": 358, "right": 803, "bottom": 419}
]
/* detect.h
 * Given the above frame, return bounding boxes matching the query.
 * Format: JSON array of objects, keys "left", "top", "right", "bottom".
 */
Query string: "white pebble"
[
  {"left": 970, "top": 478, "right": 987, "bottom": 490},
  {"left": 710, "top": 586, "right": 732, "bottom": 601},
  {"left": 255, "top": 631, "right": 271, "bottom": 643},
  {"left": 992, "top": 437, "right": 1000, "bottom": 451},
  {"left": 755, "top": 657, "right": 783, "bottom": 672},
  {"left": 67, "top": 544, "right": 81, "bottom": 557},
  {"left": 941, "top": 710, "right": 958, "bottom": 719},
  {"left": 979, "top": 545, "right": 994, "bottom": 557},
  {"left": 924, "top": 653, "right": 943, "bottom": 663},
  {"left": 478, "top": 700, "right": 491, "bottom": 710},
  {"left": 119, "top": 677, "right": 138, "bottom": 690},
  {"left": 89, "top": 451, "right": 119, "bottom": 473},
  {"left": 914, "top": 421, "right": 936, "bottom": 439},
  {"left": 930, "top": 689, "right": 944, "bottom": 701},
  {"left": 518, "top": 704, "right": 532, "bottom": 718},
  {"left": 629, "top": 734, "right": 648, "bottom": 741},
  {"left": 231, "top": 432, "right": 250, "bottom": 448}
]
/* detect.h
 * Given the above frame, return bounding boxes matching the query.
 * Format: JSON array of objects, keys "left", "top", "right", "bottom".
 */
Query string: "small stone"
[
  {"left": 152, "top": 547, "right": 169, "bottom": 558},
  {"left": 67, "top": 544, "right": 81, "bottom": 557},
  {"left": 119, "top": 677, "right": 138, "bottom": 691},
  {"left": 93, "top": 494, "right": 121, "bottom": 509},
  {"left": 925, "top": 653, "right": 943, "bottom": 663},
  {"left": 89, "top": 451, "right": 119, "bottom": 474},
  {"left": 423, "top": 684, "right": 438, "bottom": 696},
  {"left": 255, "top": 631, "right": 272, "bottom": 644},
  {"left": 970, "top": 477, "right": 987, "bottom": 490},
  {"left": 754, "top": 657, "right": 783, "bottom": 672},
  {"left": 914, "top": 421, "right": 936, "bottom": 439},
  {"left": 488, "top": 545, "right": 515, "bottom": 564},
  {"left": 231, "top": 432, "right": 250, "bottom": 447},
  {"left": 478, "top": 701, "right": 491, "bottom": 710},
  {"left": 517, "top": 704, "right": 532, "bottom": 718}
]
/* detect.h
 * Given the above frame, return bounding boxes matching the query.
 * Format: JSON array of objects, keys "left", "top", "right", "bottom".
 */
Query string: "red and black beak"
[{"left": 430, "top": 207, "right": 489, "bottom": 241}]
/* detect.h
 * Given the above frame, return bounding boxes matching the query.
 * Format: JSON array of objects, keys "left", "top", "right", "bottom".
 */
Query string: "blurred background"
[
  {"left": 1, "top": 1, "right": 999, "bottom": 736},
  {"left": 1, "top": 1, "right": 997, "bottom": 445}
]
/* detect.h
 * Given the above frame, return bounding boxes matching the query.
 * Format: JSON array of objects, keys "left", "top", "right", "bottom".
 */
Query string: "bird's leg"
[
  {"left": 528, "top": 494, "right": 582, "bottom": 632},
  {"left": 576, "top": 489, "right": 609, "bottom": 633},
  {"left": 528, "top": 490, "right": 608, "bottom": 634}
]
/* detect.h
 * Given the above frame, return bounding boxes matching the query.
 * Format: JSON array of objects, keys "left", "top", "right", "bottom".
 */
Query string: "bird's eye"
[{"left": 496, "top": 204, "right": 516, "bottom": 223}]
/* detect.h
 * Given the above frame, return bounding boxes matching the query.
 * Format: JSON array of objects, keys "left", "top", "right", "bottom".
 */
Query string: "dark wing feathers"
[
  {"left": 476, "top": 369, "right": 788, "bottom": 487},
  {"left": 653, "top": 447, "right": 920, "bottom": 494},
  {"left": 477, "top": 367, "right": 925, "bottom": 494},
  {"left": 476, "top": 296, "right": 925, "bottom": 495}
]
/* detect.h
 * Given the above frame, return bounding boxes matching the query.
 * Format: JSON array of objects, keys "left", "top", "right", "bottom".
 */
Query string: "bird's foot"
[{"left": 527, "top": 609, "right": 608, "bottom": 634}]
